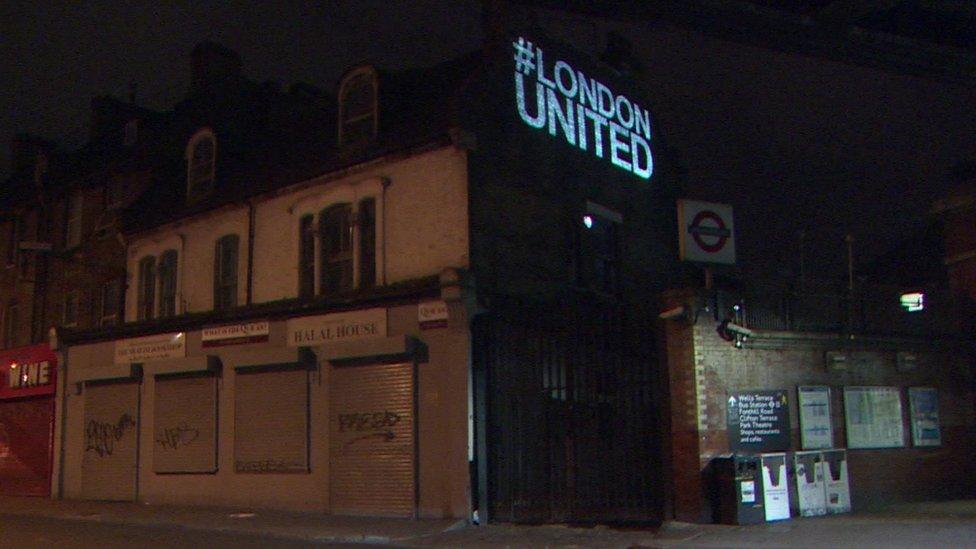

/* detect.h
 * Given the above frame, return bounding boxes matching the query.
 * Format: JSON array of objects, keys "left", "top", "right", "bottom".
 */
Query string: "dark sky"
[
  {"left": 0, "top": 1, "right": 483, "bottom": 172},
  {"left": 2, "top": 1, "right": 973, "bottom": 278}
]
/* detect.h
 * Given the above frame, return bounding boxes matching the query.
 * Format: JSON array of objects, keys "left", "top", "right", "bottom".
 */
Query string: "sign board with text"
[
  {"left": 286, "top": 308, "right": 387, "bottom": 347},
  {"left": 727, "top": 390, "right": 790, "bottom": 453},
  {"left": 418, "top": 301, "right": 449, "bottom": 330},
  {"left": 677, "top": 199, "right": 736, "bottom": 264},
  {"left": 0, "top": 344, "right": 57, "bottom": 400},
  {"left": 202, "top": 321, "right": 270, "bottom": 348},
  {"left": 114, "top": 332, "right": 186, "bottom": 364}
]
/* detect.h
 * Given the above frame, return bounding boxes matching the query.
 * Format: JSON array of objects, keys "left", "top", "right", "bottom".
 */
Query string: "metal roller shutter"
[
  {"left": 330, "top": 362, "right": 416, "bottom": 517},
  {"left": 154, "top": 374, "right": 218, "bottom": 473},
  {"left": 234, "top": 369, "right": 309, "bottom": 473},
  {"left": 82, "top": 381, "right": 140, "bottom": 501},
  {"left": 0, "top": 397, "right": 54, "bottom": 496}
]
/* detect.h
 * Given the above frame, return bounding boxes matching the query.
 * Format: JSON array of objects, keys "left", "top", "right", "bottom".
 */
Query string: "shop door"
[
  {"left": 82, "top": 381, "right": 140, "bottom": 501},
  {"left": 329, "top": 362, "right": 416, "bottom": 517},
  {"left": 0, "top": 397, "right": 54, "bottom": 496}
]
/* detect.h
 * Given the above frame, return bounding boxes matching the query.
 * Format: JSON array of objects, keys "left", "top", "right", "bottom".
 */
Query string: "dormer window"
[
  {"left": 186, "top": 128, "right": 216, "bottom": 202},
  {"left": 338, "top": 67, "right": 377, "bottom": 146}
]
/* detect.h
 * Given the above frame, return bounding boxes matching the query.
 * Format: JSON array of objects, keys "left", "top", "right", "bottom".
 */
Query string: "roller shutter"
[
  {"left": 82, "top": 381, "right": 140, "bottom": 501},
  {"left": 330, "top": 362, "right": 416, "bottom": 517},
  {"left": 235, "top": 369, "right": 309, "bottom": 473},
  {"left": 0, "top": 397, "right": 54, "bottom": 496},
  {"left": 154, "top": 374, "right": 218, "bottom": 473}
]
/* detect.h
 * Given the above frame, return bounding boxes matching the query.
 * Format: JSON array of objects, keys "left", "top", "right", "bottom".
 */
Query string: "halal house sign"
[{"left": 513, "top": 37, "right": 653, "bottom": 180}]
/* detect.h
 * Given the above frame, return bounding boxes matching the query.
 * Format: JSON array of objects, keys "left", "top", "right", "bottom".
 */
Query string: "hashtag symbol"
[{"left": 512, "top": 37, "right": 536, "bottom": 75}]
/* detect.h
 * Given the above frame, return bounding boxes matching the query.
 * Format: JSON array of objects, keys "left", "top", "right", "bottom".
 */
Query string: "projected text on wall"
[{"left": 513, "top": 37, "right": 653, "bottom": 180}]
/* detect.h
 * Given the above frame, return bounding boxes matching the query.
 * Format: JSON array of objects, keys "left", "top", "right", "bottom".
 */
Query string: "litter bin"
[
  {"left": 822, "top": 449, "right": 851, "bottom": 513},
  {"left": 713, "top": 455, "right": 765, "bottom": 524},
  {"left": 793, "top": 450, "right": 827, "bottom": 516},
  {"left": 760, "top": 452, "right": 791, "bottom": 521}
]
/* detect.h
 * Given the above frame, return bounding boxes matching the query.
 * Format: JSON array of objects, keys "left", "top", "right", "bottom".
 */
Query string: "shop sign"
[
  {"left": 202, "top": 321, "right": 270, "bottom": 348},
  {"left": 727, "top": 389, "right": 790, "bottom": 452},
  {"left": 418, "top": 301, "right": 449, "bottom": 330},
  {"left": 0, "top": 344, "right": 58, "bottom": 399},
  {"left": 512, "top": 36, "right": 653, "bottom": 180},
  {"left": 286, "top": 308, "right": 386, "bottom": 347},
  {"left": 114, "top": 332, "right": 186, "bottom": 364}
]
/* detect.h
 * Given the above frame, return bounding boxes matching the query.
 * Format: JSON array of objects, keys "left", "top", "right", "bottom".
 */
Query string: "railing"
[{"left": 724, "top": 280, "right": 959, "bottom": 337}]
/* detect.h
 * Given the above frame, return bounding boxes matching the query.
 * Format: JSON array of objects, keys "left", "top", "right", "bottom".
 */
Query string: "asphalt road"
[{"left": 0, "top": 514, "right": 367, "bottom": 548}]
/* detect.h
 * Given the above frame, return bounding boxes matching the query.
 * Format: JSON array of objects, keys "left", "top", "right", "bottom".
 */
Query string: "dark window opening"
[
  {"left": 358, "top": 198, "right": 376, "bottom": 288},
  {"left": 214, "top": 234, "right": 239, "bottom": 310},
  {"left": 320, "top": 203, "right": 353, "bottom": 294},
  {"left": 158, "top": 250, "right": 178, "bottom": 318},
  {"left": 137, "top": 256, "right": 156, "bottom": 320},
  {"left": 299, "top": 215, "right": 315, "bottom": 298}
]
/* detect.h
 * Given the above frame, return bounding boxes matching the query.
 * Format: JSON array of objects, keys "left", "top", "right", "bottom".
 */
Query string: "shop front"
[
  {"left": 59, "top": 299, "right": 471, "bottom": 518},
  {"left": 0, "top": 343, "right": 57, "bottom": 496}
]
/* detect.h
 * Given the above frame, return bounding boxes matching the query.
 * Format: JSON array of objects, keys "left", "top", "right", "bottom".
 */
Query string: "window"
[
  {"left": 320, "top": 203, "right": 353, "bottom": 294},
  {"left": 123, "top": 119, "right": 139, "bottom": 147},
  {"left": 64, "top": 190, "right": 84, "bottom": 248},
  {"left": 298, "top": 215, "right": 315, "bottom": 298},
  {"left": 98, "top": 279, "right": 121, "bottom": 327},
  {"left": 62, "top": 292, "right": 79, "bottom": 328},
  {"left": 137, "top": 250, "right": 178, "bottom": 321},
  {"left": 338, "top": 67, "right": 377, "bottom": 146},
  {"left": 158, "top": 250, "right": 178, "bottom": 318},
  {"left": 358, "top": 198, "right": 376, "bottom": 289},
  {"left": 298, "top": 196, "right": 379, "bottom": 298},
  {"left": 578, "top": 202, "right": 622, "bottom": 295},
  {"left": 213, "top": 234, "right": 239, "bottom": 310},
  {"left": 186, "top": 129, "right": 216, "bottom": 201},
  {"left": 3, "top": 302, "right": 17, "bottom": 348},
  {"left": 137, "top": 256, "right": 155, "bottom": 321}
]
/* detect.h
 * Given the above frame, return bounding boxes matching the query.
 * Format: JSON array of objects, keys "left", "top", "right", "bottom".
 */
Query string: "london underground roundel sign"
[{"left": 678, "top": 199, "right": 736, "bottom": 264}]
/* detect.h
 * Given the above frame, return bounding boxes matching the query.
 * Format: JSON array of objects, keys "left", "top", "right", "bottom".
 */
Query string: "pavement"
[{"left": 1, "top": 496, "right": 976, "bottom": 547}]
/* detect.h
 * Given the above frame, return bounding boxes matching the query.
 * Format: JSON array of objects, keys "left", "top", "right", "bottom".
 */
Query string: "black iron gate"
[{"left": 473, "top": 296, "right": 662, "bottom": 524}]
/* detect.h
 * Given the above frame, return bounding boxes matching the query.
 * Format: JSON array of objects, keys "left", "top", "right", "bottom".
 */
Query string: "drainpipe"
[{"left": 55, "top": 333, "right": 68, "bottom": 499}]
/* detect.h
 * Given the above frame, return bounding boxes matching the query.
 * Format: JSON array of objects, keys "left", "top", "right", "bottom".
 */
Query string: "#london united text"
[{"left": 513, "top": 37, "right": 653, "bottom": 179}]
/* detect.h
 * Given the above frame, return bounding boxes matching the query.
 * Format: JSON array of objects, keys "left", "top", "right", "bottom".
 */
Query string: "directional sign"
[
  {"left": 728, "top": 389, "right": 790, "bottom": 452},
  {"left": 677, "top": 199, "right": 736, "bottom": 264}
]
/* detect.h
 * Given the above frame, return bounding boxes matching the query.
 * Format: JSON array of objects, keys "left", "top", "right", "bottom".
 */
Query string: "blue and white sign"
[{"left": 512, "top": 36, "right": 653, "bottom": 180}]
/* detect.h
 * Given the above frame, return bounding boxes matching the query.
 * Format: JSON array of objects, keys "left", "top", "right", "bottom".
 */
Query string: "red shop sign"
[{"left": 0, "top": 343, "right": 57, "bottom": 400}]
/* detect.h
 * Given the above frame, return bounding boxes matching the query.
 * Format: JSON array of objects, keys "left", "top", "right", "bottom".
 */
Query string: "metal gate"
[
  {"left": 0, "top": 397, "right": 54, "bottom": 496},
  {"left": 474, "top": 297, "right": 661, "bottom": 523},
  {"left": 329, "top": 362, "right": 416, "bottom": 518},
  {"left": 82, "top": 381, "right": 140, "bottom": 501}
]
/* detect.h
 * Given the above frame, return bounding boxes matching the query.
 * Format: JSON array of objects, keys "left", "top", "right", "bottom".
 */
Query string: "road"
[{"left": 0, "top": 514, "right": 366, "bottom": 549}]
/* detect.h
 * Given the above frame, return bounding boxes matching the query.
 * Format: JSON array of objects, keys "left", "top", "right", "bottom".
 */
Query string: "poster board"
[
  {"left": 727, "top": 390, "right": 790, "bottom": 452},
  {"left": 798, "top": 386, "right": 833, "bottom": 449},
  {"left": 843, "top": 386, "right": 905, "bottom": 449},
  {"left": 908, "top": 387, "right": 941, "bottom": 447}
]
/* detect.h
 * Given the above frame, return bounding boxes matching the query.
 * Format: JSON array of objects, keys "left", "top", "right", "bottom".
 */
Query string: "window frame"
[
  {"left": 185, "top": 128, "right": 217, "bottom": 202},
  {"left": 98, "top": 279, "right": 122, "bottom": 327},
  {"left": 213, "top": 234, "right": 239, "bottom": 311},
  {"left": 295, "top": 184, "right": 383, "bottom": 298},
  {"left": 158, "top": 249, "right": 179, "bottom": 318},
  {"left": 577, "top": 201, "right": 623, "bottom": 296},
  {"left": 137, "top": 256, "right": 156, "bottom": 321},
  {"left": 62, "top": 291, "right": 79, "bottom": 328},
  {"left": 337, "top": 66, "right": 378, "bottom": 146}
]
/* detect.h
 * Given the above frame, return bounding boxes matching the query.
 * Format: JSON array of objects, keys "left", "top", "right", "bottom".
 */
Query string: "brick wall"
[{"left": 662, "top": 294, "right": 976, "bottom": 521}]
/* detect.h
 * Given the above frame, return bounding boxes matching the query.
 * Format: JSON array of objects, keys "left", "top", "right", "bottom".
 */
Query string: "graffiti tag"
[
  {"left": 155, "top": 422, "right": 200, "bottom": 450},
  {"left": 235, "top": 459, "right": 304, "bottom": 473},
  {"left": 85, "top": 414, "right": 136, "bottom": 457},
  {"left": 338, "top": 410, "right": 400, "bottom": 432}
]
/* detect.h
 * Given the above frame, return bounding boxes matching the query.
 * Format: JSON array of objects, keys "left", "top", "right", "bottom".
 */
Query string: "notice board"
[
  {"left": 843, "top": 386, "right": 905, "bottom": 449},
  {"left": 908, "top": 387, "right": 941, "bottom": 447},
  {"left": 727, "top": 390, "right": 790, "bottom": 452},
  {"left": 798, "top": 386, "right": 833, "bottom": 449}
]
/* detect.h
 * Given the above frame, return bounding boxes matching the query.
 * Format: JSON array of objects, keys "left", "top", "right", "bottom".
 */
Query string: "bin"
[
  {"left": 713, "top": 455, "right": 765, "bottom": 524},
  {"left": 793, "top": 451, "right": 827, "bottom": 516},
  {"left": 822, "top": 449, "right": 851, "bottom": 513},
  {"left": 760, "top": 452, "right": 791, "bottom": 521}
]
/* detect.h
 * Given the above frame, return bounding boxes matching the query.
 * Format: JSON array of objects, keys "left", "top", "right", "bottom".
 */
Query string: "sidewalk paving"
[{"left": 2, "top": 496, "right": 976, "bottom": 547}]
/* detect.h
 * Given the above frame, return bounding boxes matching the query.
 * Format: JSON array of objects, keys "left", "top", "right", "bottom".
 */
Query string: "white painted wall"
[{"left": 124, "top": 144, "right": 469, "bottom": 318}]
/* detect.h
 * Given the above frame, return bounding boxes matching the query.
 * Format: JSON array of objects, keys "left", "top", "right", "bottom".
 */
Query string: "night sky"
[{"left": 2, "top": 1, "right": 974, "bottom": 279}]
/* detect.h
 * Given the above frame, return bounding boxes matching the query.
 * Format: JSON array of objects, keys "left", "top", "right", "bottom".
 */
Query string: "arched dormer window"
[
  {"left": 186, "top": 128, "right": 216, "bottom": 202},
  {"left": 338, "top": 66, "right": 378, "bottom": 146}
]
